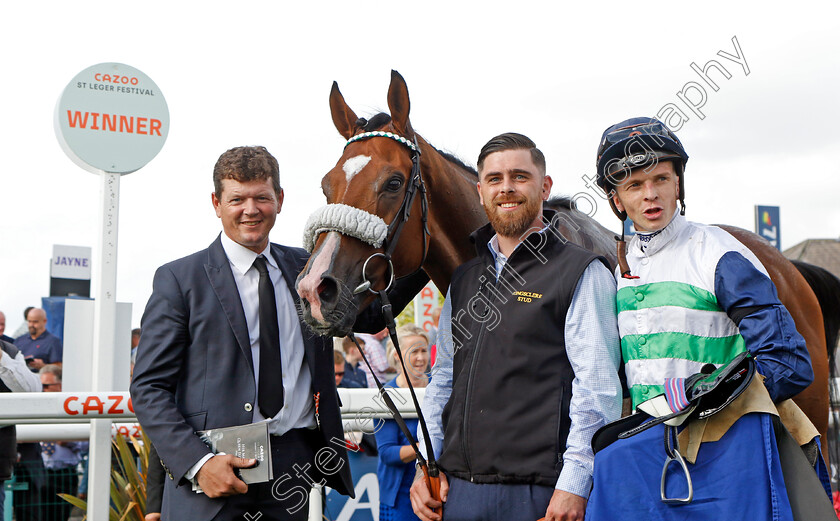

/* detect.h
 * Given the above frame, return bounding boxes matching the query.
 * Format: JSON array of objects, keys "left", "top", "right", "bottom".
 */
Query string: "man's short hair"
[
  {"left": 131, "top": 328, "right": 141, "bottom": 338},
  {"left": 213, "top": 146, "right": 281, "bottom": 199},
  {"left": 333, "top": 349, "right": 346, "bottom": 365},
  {"left": 39, "top": 364, "right": 62, "bottom": 381},
  {"left": 477, "top": 133, "right": 546, "bottom": 175},
  {"left": 23, "top": 306, "right": 34, "bottom": 320}
]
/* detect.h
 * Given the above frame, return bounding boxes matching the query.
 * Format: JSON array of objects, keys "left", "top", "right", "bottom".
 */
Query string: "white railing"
[
  {"left": 0, "top": 388, "right": 422, "bottom": 422},
  {"left": 0, "top": 388, "right": 424, "bottom": 520}
]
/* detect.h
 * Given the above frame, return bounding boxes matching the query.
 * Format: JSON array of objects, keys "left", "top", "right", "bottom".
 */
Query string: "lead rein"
[
  {"left": 345, "top": 331, "right": 429, "bottom": 470},
  {"left": 377, "top": 290, "right": 439, "bottom": 478}
]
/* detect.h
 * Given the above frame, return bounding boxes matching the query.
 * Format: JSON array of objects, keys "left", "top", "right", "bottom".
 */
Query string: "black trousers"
[{"left": 211, "top": 428, "right": 325, "bottom": 521}]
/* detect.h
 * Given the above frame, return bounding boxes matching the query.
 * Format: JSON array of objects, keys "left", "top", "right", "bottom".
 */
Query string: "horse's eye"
[{"left": 385, "top": 177, "right": 404, "bottom": 192}]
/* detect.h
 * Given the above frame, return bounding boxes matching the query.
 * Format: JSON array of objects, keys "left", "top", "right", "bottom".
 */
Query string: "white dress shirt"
[{"left": 187, "top": 234, "right": 315, "bottom": 481}]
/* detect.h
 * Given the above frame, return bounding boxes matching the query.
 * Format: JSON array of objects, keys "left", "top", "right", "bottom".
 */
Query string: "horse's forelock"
[
  {"left": 364, "top": 113, "right": 392, "bottom": 131},
  {"left": 349, "top": 112, "right": 477, "bottom": 178}
]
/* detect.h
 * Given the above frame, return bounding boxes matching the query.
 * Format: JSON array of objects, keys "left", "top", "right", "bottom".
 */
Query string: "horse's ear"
[
  {"left": 387, "top": 70, "right": 412, "bottom": 136},
  {"left": 330, "top": 81, "right": 359, "bottom": 140}
]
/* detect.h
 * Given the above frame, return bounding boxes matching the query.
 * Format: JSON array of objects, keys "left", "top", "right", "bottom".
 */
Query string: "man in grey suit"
[{"left": 131, "top": 146, "right": 423, "bottom": 521}]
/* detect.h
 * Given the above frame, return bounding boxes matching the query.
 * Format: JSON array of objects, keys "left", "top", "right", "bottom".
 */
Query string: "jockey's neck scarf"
[{"left": 637, "top": 228, "right": 663, "bottom": 251}]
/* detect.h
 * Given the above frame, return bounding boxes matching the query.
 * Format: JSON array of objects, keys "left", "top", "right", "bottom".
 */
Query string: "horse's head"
[{"left": 296, "top": 71, "right": 429, "bottom": 337}]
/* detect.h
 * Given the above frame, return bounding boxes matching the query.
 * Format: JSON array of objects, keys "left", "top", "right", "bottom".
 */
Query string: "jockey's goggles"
[{"left": 597, "top": 121, "right": 683, "bottom": 159}]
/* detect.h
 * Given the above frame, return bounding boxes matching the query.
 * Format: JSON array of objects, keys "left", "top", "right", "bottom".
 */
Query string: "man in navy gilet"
[{"left": 411, "top": 133, "right": 623, "bottom": 521}]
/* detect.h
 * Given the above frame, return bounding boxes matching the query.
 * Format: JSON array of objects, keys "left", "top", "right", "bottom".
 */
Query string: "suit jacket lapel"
[
  {"left": 206, "top": 235, "right": 254, "bottom": 369},
  {"left": 271, "top": 244, "right": 318, "bottom": 383}
]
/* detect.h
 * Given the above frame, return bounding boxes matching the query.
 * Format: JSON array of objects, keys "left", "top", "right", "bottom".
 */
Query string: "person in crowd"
[
  {"left": 334, "top": 349, "right": 362, "bottom": 389},
  {"left": 376, "top": 325, "right": 430, "bottom": 521},
  {"left": 130, "top": 145, "right": 423, "bottom": 521},
  {"left": 130, "top": 328, "right": 141, "bottom": 373},
  {"left": 39, "top": 365, "right": 87, "bottom": 521},
  {"left": 355, "top": 332, "right": 394, "bottom": 388},
  {"left": 410, "top": 133, "right": 622, "bottom": 521},
  {"left": 0, "top": 310, "right": 14, "bottom": 343},
  {"left": 0, "top": 334, "right": 42, "bottom": 516},
  {"left": 15, "top": 308, "right": 63, "bottom": 371},
  {"left": 586, "top": 116, "right": 830, "bottom": 520},
  {"left": 339, "top": 336, "right": 369, "bottom": 389},
  {"left": 12, "top": 305, "right": 49, "bottom": 521},
  {"left": 334, "top": 349, "right": 346, "bottom": 387},
  {"left": 10, "top": 307, "right": 35, "bottom": 339},
  {"left": 426, "top": 308, "right": 441, "bottom": 364}
]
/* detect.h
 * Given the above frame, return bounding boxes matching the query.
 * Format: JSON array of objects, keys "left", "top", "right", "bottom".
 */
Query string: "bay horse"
[{"left": 296, "top": 70, "right": 839, "bottom": 462}]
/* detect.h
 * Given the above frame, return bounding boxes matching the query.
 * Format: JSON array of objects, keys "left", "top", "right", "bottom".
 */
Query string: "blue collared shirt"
[
  {"left": 41, "top": 441, "right": 87, "bottom": 470},
  {"left": 419, "top": 233, "right": 622, "bottom": 498},
  {"left": 15, "top": 330, "right": 63, "bottom": 370}
]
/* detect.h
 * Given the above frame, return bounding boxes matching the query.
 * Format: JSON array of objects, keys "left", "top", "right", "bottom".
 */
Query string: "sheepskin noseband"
[{"left": 303, "top": 203, "right": 388, "bottom": 252}]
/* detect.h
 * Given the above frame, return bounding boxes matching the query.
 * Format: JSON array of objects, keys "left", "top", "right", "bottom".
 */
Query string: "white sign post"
[{"left": 55, "top": 62, "right": 168, "bottom": 521}]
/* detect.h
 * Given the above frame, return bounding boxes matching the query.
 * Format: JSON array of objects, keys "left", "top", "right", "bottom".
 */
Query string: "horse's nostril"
[{"left": 319, "top": 277, "right": 338, "bottom": 304}]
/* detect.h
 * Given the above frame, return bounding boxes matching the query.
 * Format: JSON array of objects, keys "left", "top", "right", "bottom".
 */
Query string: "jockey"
[{"left": 585, "top": 116, "right": 833, "bottom": 520}]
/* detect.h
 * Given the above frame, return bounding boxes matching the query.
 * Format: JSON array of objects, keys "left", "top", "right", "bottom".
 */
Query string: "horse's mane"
[
  {"left": 790, "top": 260, "right": 840, "bottom": 368},
  {"left": 363, "top": 113, "right": 477, "bottom": 177},
  {"left": 544, "top": 195, "right": 577, "bottom": 211}
]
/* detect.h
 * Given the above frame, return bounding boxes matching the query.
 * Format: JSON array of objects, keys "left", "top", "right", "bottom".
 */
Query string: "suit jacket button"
[{"left": 244, "top": 403, "right": 253, "bottom": 412}]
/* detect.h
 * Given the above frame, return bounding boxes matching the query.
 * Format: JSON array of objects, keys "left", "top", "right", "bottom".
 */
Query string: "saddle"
[
  {"left": 593, "top": 352, "right": 755, "bottom": 453},
  {"left": 592, "top": 352, "right": 756, "bottom": 504}
]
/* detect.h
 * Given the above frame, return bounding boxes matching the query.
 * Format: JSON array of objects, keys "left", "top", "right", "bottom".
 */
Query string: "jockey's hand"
[
  {"left": 410, "top": 468, "right": 448, "bottom": 521},
  {"left": 543, "top": 489, "right": 586, "bottom": 521}
]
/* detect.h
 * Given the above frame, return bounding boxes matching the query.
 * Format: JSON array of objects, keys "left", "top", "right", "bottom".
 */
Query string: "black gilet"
[{"left": 438, "top": 211, "right": 604, "bottom": 486}]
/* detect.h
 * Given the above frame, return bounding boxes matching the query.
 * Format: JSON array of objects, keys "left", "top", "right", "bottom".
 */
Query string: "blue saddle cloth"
[{"left": 586, "top": 413, "right": 830, "bottom": 521}]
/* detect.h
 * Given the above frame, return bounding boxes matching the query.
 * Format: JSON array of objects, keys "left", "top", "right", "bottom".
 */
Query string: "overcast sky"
[{"left": 2, "top": 1, "right": 838, "bottom": 330}]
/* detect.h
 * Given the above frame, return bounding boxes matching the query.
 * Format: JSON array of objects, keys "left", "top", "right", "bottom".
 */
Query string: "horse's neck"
[
  {"left": 418, "top": 143, "right": 486, "bottom": 292},
  {"left": 553, "top": 207, "right": 618, "bottom": 269}
]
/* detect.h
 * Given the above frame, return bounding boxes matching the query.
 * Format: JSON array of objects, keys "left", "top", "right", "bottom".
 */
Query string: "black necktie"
[{"left": 254, "top": 255, "right": 284, "bottom": 417}]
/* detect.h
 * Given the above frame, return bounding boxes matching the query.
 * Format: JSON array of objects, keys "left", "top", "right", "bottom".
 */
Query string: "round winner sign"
[{"left": 55, "top": 62, "right": 169, "bottom": 174}]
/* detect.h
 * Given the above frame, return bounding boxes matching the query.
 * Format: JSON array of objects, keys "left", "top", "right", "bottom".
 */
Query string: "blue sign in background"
[
  {"left": 623, "top": 219, "right": 635, "bottom": 238},
  {"left": 755, "top": 205, "right": 781, "bottom": 250},
  {"left": 325, "top": 449, "right": 380, "bottom": 520}
]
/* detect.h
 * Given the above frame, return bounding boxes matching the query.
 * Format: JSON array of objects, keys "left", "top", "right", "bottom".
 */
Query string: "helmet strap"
[
  {"left": 676, "top": 163, "right": 686, "bottom": 216},
  {"left": 615, "top": 220, "right": 639, "bottom": 280}
]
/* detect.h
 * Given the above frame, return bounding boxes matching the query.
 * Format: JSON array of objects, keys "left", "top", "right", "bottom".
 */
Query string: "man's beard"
[{"left": 483, "top": 195, "right": 542, "bottom": 239}]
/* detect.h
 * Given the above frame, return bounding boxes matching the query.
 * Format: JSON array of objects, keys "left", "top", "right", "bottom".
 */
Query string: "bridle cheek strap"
[{"left": 303, "top": 203, "right": 388, "bottom": 252}]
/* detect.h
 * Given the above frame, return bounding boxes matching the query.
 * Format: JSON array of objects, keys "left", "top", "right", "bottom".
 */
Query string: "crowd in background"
[
  {"left": 0, "top": 306, "right": 88, "bottom": 521},
  {"left": 0, "top": 300, "right": 440, "bottom": 521},
  {"left": 333, "top": 322, "right": 437, "bottom": 521}
]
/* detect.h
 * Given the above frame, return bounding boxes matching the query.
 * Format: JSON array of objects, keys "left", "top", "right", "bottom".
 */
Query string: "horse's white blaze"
[
  {"left": 298, "top": 231, "right": 340, "bottom": 322},
  {"left": 343, "top": 155, "right": 372, "bottom": 183}
]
